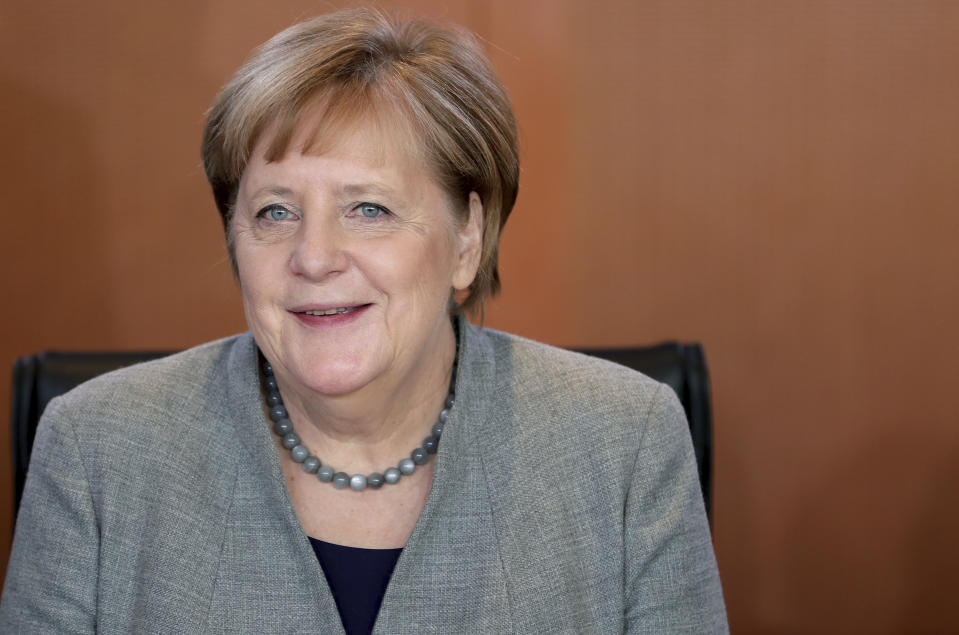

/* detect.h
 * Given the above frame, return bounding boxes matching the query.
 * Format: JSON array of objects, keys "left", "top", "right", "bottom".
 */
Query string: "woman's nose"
[{"left": 288, "top": 216, "right": 349, "bottom": 280}]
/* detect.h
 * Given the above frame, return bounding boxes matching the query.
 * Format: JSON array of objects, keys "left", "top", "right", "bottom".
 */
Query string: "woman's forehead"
[
  {"left": 257, "top": 92, "right": 426, "bottom": 168},
  {"left": 241, "top": 108, "right": 440, "bottom": 199}
]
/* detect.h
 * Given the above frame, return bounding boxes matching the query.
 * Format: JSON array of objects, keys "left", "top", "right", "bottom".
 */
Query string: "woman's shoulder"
[
  {"left": 476, "top": 324, "right": 668, "bottom": 412},
  {"left": 38, "top": 333, "right": 258, "bottom": 452},
  {"left": 459, "top": 325, "right": 700, "bottom": 559},
  {"left": 461, "top": 323, "right": 686, "bottom": 466},
  {"left": 28, "top": 333, "right": 262, "bottom": 507},
  {"left": 51, "top": 333, "right": 252, "bottom": 413}
]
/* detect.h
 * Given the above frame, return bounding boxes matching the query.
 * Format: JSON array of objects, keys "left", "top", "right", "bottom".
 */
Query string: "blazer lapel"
[
  {"left": 202, "top": 334, "right": 345, "bottom": 632},
  {"left": 374, "top": 319, "right": 513, "bottom": 633}
]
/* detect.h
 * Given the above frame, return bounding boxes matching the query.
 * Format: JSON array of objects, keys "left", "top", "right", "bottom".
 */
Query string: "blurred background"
[{"left": 1, "top": 1, "right": 958, "bottom": 632}]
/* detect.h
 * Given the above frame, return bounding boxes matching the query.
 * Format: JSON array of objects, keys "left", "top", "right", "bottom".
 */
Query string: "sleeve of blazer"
[
  {"left": 0, "top": 397, "right": 99, "bottom": 633},
  {"left": 624, "top": 384, "right": 728, "bottom": 634}
]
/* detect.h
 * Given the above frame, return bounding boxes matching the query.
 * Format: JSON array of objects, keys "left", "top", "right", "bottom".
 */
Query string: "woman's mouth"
[
  {"left": 303, "top": 306, "right": 362, "bottom": 316},
  {"left": 292, "top": 304, "right": 372, "bottom": 326}
]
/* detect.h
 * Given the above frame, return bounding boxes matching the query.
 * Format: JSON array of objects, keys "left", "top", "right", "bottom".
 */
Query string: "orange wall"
[{"left": 2, "top": 2, "right": 958, "bottom": 632}]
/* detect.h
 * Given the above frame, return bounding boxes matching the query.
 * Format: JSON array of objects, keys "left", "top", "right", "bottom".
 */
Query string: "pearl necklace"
[{"left": 261, "top": 355, "right": 456, "bottom": 492}]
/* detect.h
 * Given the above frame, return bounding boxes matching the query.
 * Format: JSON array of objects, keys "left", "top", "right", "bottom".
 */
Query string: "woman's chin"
[
  {"left": 302, "top": 376, "right": 372, "bottom": 398},
  {"left": 289, "top": 363, "right": 383, "bottom": 399},
  {"left": 268, "top": 339, "right": 389, "bottom": 399}
]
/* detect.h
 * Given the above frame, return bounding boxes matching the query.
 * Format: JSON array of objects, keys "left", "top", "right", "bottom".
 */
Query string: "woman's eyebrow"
[
  {"left": 246, "top": 186, "right": 295, "bottom": 201},
  {"left": 336, "top": 182, "right": 397, "bottom": 198}
]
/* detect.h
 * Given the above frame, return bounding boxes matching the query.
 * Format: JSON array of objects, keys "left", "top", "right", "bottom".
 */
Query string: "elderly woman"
[{"left": 1, "top": 8, "right": 726, "bottom": 634}]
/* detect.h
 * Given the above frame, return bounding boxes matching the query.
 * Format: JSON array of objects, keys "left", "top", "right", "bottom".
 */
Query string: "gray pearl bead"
[
  {"left": 273, "top": 419, "right": 292, "bottom": 436},
  {"left": 411, "top": 447, "right": 428, "bottom": 465},
  {"left": 332, "top": 472, "right": 350, "bottom": 489},
  {"left": 445, "top": 395, "right": 454, "bottom": 408},
  {"left": 423, "top": 435, "right": 438, "bottom": 454},
  {"left": 399, "top": 458, "right": 415, "bottom": 475},
  {"left": 317, "top": 466, "right": 334, "bottom": 482},
  {"left": 432, "top": 422, "right": 444, "bottom": 437},
  {"left": 384, "top": 468, "right": 401, "bottom": 484},
  {"left": 439, "top": 409, "right": 449, "bottom": 423},
  {"left": 262, "top": 362, "right": 274, "bottom": 376},
  {"left": 264, "top": 376, "right": 277, "bottom": 391},
  {"left": 350, "top": 474, "right": 367, "bottom": 491},
  {"left": 270, "top": 405, "right": 288, "bottom": 422},
  {"left": 367, "top": 473, "right": 384, "bottom": 489},
  {"left": 290, "top": 445, "right": 308, "bottom": 463},
  {"left": 266, "top": 392, "right": 282, "bottom": 406},
  {"left": 282, "top": 433, "right": 300, "bottom": 449},
  {"left": 303, "top": 457, "right": 320, "bottom": 473}
]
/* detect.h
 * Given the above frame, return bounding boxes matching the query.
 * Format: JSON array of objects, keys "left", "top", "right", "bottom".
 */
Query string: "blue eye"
[
  {"left": 357, "top": 203, "right": 387, "bottom": 218},
  {"left": 259, "top": 204, "right": 291, "bottom": 221}
]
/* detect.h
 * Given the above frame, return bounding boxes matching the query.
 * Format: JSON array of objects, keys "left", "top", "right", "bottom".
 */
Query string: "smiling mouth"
[{"left": 300, "top": 304, "right": 370, "bottom": 316}]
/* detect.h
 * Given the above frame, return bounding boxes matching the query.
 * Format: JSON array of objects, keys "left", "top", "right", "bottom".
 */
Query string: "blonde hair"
[{"left": 201, "top": 8, "right": 519, "bottom": 314}]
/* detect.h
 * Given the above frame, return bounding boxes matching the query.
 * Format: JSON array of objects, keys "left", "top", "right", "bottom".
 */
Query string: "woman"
[{"left": 1, "top": 8, "right": 726, "bottom": 633}]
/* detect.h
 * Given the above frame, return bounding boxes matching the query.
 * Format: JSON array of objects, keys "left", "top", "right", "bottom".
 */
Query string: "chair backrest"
[{"left": 11, "top": 343, "right": 713, "bottom": 520}]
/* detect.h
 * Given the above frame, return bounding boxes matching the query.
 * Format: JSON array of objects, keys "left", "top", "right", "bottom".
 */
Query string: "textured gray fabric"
[{"left": 1, "top": 319, "right": 727, "bottom": 633}]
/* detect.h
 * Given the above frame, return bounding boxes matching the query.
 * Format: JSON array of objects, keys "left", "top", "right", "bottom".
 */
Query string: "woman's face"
[{"left": 232, "top": 119, "right": 482, "bottom": 399}]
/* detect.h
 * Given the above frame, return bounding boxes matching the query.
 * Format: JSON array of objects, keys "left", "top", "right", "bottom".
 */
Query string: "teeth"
[{"left": 304, "top": 307, "right": 355, "bottom": 316}]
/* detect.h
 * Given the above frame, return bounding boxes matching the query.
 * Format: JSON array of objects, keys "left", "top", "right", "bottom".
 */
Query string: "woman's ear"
[{"left": 451, "top": 191, "right": 484, "bottom": 291}]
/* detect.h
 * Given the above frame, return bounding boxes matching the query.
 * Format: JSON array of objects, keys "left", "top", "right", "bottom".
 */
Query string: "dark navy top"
[{"left": 308, "top": 537, "right": 402, "bottom": 635}]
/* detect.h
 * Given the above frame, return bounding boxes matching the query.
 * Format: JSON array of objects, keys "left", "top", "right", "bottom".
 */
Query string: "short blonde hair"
[{"left": 201, "top": 8, "right": 519, "bottom": 314}]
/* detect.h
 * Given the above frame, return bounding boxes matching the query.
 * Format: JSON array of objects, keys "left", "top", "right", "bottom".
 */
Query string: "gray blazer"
[{"left": 1, "top": 319, "right": 727, "bottom": 633}]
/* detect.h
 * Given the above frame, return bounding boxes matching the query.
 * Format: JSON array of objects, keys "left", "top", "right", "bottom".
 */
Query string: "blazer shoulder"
[
  {"left": 29, "top": 334, "right": 261, "bottom": 511},
  {"left": 482, "top": 327, "right": 667, "bottom": 412},
  {"left": 468, "top": 327, "right": 684, "bottom": 470},
  {"left": 39, "top": 334, "right": 256, "bottom": 455},
  {"left": 53, "top": 334, "right": 246, "bottom": 412}
]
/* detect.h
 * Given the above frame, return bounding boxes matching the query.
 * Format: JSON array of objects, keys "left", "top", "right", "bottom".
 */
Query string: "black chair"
[{"left": 11, "top": 343, "right": 713, "bottom": 519}]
